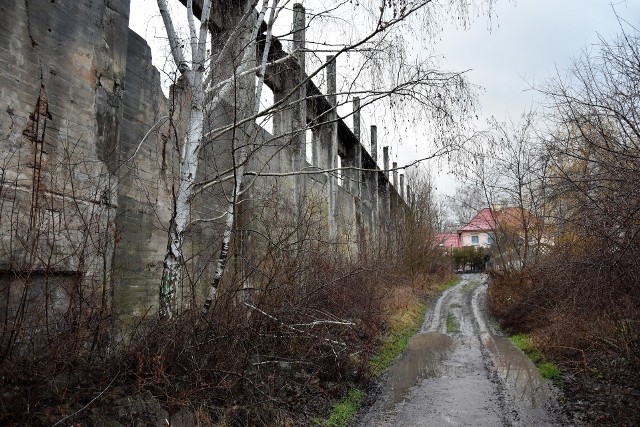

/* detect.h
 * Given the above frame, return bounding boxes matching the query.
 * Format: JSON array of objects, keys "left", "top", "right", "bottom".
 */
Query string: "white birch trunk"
[
  {"left": 204, "top": 0, "right": 279, "bottom": 311},
  {"left": 157, "top": 0, "right": 211, "bottom": 318},
  {"left": 160, "top": 83, "right": 204, "bottom": 318},
  {"left": 156, "top": 0, "right": 288, "bottom": 314}
]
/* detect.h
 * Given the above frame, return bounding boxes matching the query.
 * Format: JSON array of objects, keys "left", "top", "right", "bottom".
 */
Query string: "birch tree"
[
  {"left": 154, "top": 0, "right": 212, "bottom": 318},
  {"left": 152, "top": 0, "right": 493, "bottom": 317},
  {"left": 155, "top": 0, "right": 212, "bottom": 318},
  {"left": 155, "top": 0, "right": 285, "bottom": 317}
]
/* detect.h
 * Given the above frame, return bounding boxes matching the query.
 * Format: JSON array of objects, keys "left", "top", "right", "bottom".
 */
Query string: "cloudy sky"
[
  {"left": 429, "top": 0, "right": 640, "bottom": 194},
  {"left": 130, "top": 1, "right": 640, "bottom": 196}
]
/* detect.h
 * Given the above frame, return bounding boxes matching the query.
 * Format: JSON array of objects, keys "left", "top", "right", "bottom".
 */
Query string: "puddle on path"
[
  {"left": 484, "top": 335, "right": 557, "bottom": 420},
  {"left": 357, "top": 276, "right": 563, "bottom": 426},
  {"left": 384, "top": 332, "right": 453, "bottom": 409}
]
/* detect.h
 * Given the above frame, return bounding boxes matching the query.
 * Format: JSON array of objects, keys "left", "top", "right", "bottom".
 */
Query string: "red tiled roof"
[
  {"left": 457, "top": 207, "right": 524, "bottom": 233},
  {"left": 457, "top": 208, "right": 495, "bottom": 232},
  {"left": 435, "top": 233, "right": 461, "bottom": 248}
]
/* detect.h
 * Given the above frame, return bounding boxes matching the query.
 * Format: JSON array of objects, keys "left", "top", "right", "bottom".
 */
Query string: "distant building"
[
  {"left": 434, "top": 207, "right": 530, "bottom": 251},
  {"left": 456, "top": 207, "right": 525, "bottom": 248},
  {"left": 457, "top": 207, "right": 496, "bottom": 248},
  {"left": 434, "top": 233, "right": 461, "bottom": 250}
]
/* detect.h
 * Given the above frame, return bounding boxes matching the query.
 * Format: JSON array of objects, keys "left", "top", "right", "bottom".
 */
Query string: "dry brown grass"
[
  {"left": 0, "top": 248, "right": 454, "bottom": 426},
  {"left": 487, "top": 250, "right": 640, "bottom": 425}
]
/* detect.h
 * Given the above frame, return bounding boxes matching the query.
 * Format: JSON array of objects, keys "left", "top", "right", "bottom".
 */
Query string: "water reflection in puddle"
[
  {"left": 484, "top": 335, "right": 556, "bottom": 419},
  {"left": 385, "top": 332, "right": 453, "bottom": 409}
]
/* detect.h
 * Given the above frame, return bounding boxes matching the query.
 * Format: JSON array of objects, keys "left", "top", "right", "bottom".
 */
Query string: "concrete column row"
[{"left": 272, "top": 4, "right": 409, "bottom": 249}]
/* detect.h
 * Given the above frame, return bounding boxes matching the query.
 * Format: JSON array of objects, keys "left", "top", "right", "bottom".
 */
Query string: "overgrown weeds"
[
  {"left": 0, "top": 257, "right": 376, "bottom": 425},
  {"left": 0, "top": 249, "right": 453, "bottom": 426},
  {"left": 489, "top": 258, "right": 640, "bottom": 425}
]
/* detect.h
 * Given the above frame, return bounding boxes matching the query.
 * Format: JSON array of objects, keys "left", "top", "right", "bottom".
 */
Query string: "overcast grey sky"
[
  {"left": 429, "top": 0, "right": 640, "bottom": 195},
  {"left": 130, "top": 1, "right": 640, "bottom": 196}
]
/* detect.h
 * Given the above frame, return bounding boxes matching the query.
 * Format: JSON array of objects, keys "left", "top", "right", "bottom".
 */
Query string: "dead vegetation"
[
  {"left": 0, "top": 182, "right": 452, "bottom": 427},
  {"left": 489, "top": 250, "right": 640, "bottom": 425},
  {"left": 0, "top": 253, "right": 452, "bottom": 426},
  {"left": 486, "top": 23, "right": 640, "bottom": 426}
]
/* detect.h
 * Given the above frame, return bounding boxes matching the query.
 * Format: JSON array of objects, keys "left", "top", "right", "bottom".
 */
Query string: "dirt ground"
[{"left": 355, "top": 274, "right": 567, "bottom": 426}]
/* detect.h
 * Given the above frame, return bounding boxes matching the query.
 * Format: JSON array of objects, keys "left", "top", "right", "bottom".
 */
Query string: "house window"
[
  {"left": 488, "top": 234, "right": 494, "bottom": 245},
  {"left": 471, "top": 235, "right": 479, "bottom": 245}
]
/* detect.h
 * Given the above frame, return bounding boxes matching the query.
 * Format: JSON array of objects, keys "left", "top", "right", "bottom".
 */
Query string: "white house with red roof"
[
  {"left": 457, "top": 207, "right": 527, "bottom": 248},
  {"left": 457, "top": 207, "right": 496, "bottom": 247},
  {"left": 435, "top": 207, "right": 526, "bottom": 250}
]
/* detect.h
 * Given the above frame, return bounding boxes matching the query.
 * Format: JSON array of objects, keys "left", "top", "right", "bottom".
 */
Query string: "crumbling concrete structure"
[{"left": 0, "top": 0, "right": 407, "bottom": 317}]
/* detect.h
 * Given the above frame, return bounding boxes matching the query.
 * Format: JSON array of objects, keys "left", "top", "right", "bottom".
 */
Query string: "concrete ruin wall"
[
  {"left": 0, "top": 0, "right": 408, "bottom": 316},
  {"left": 0, "top": 0, "right": 129, "bottom": 324},
  {"left": 113, "top": 29, "right": 173, "bottom": 314}
]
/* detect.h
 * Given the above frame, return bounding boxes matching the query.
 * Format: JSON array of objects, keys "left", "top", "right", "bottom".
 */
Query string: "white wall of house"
[{"left": 459, "top": 231, "right": 493, "bottom": 248}]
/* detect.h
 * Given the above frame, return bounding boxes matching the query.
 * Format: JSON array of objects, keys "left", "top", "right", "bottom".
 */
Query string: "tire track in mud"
[{"left": 356, "top": 274, "right": 565, "bottom": 427}]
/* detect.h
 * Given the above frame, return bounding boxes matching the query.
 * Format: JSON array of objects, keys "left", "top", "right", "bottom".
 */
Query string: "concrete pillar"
[
  {"left": 370, "top": 125, "right": 378, "bottom": 165},
  {"left": 392, "top": 162, "right": 398, "bottom": 190},
  {"left": 292, "top": 4, "right": 306, "bottom": 204},
  {"left": 327, "top": 55, "right": 337, "bottom": 240},
  {"left": 352, "top": 98, "right": 364, "bottom": 257},
  {"left": 293, "top": 4, "right": 306, "bottom": 69},
  {"left": 369, "top": 125, "right": 378, "bottom": 228},
  {"left": 400, "top": 173, "right": 405, "bottom": 200},
  {"left": 383, "top": 147, "right": 390, "bottom": 178},
  {"left": 392, "top": 162, "right": 398, "bottom": 220},
  {"left": 382, "top": 146, "right": 390, "bottom": 219},
  {"left": 406, "top": 185, "right": 412, "bottom": 207},
  {"left": 353, "top": 98, "right": 361, "bottom": 140},
  {"left": 352, "top": 98, "right": 362, "bottom": 198},
  {"left": 378, "top": 147, "right": 391, "bottom": 251}
]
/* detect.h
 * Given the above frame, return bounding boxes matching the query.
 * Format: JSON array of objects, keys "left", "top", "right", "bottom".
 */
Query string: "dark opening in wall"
[{"left": 0, "top": 270, "right": 84, "bottom": 354}]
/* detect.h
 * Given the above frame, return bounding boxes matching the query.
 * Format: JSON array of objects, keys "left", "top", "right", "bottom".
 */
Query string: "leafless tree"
[
  {"left": 447, "top": 182, "right": 487, "bottom": 227},
  {"left": 485, "top": 20, "right": 640, "bottom": 425},
  {"left": 397, "top": 167, "right": 450, "bottom": 285},
  {"left": 150, "top": 0, "right": 492, "bottom": 317}
]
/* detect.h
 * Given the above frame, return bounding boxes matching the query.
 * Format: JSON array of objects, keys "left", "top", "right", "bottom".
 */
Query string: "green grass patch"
[
  {"left": 319, "top": 388, "right": 364, "bottom": 427},
  {"left": 446, "top": 312, "right": 460, "bottom": 333},
  {"left": 509, "top": 333, "right": 561, "bottom": 381},
  {"left": 538, "top": 362, "right": 561, "bottom": 380},
  {"left": 368, "top": 301, "right": 429, "bottom": 377},
  {"left": 508, "top": 333, "right": 530, "bottom": 351}
]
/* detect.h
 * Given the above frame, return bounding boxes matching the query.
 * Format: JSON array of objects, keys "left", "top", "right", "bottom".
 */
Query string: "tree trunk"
[{"left": 159, "top": 65, "right": 204, "bottom": 317}]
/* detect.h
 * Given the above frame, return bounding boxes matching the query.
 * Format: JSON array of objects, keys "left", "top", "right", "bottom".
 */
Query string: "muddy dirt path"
[{"left": 356, "top": 274, "right": 565, "bottom": 426}]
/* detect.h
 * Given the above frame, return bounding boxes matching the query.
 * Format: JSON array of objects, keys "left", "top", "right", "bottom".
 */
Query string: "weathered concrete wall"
[
  {"left": 0, "top": 0, "right": 408, "bottom": 317},
  {"left": 112, "top": 29, "right": 172, "bottom": 314},
  {"left": 0, "top": 0, "right": 129, "bottom": 277}
]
